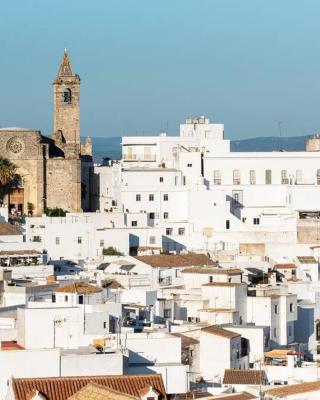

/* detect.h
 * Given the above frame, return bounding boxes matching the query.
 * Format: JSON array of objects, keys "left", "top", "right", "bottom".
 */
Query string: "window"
[
  {"left": 281, "top": 170, "right": 288, "bottom": 184},
  {"left": 249, "top": 170, "right": 256, "bottom": 185},
  {"left": 55, "top": 237, "right": 60, "bottom": 245},
  {"left": 149, "top": 212, "right": 155, "bottom": 220},
  {"left": 226, "top": 220, "right": 230, "bottom": 230},
  {"left": 289, "top": 303, "right": 294, "bottom": 313},
  {"left": 52, "top": 294, "right": 56, "bottom": 303},
  {"left": 103, "top": 321, "right": 107, "bottom": 329},
  {"left": 166, "top": 228, "right": 173, "bottom": 235},
  {"left": 136, "top": 194, "right": 141, "bottom": 201},
  {"left": 163, "top": 212, "right": 169, "bottom": 219},
  {"left": 296, "top": 170, "right": 302, "bottom": 183},
  {"left": 209, "top": 276, "right": 213, "bottom": 283},
  {"left": 273, "top": 328, "right": 277, "bottom": 338},
  {"left": 63, "top": 88, "right": 72, "bottom": 104},
  {"left": 274, "top": 304, "right": 278, "bottom": 314},
  {"left": 100, "top": 240, "right": 104, "bottom": 248},
  {"left": 233, "top": 169, "right": 241, "bottom": 185},
  {"left": 149, "top": 194, "right": 154, "bottom": 201},
  {"left": 77, "top": 236, "right": 82, "bottom": 244},
  {"left": 265, "top": 169, "right": 272, "bottom": 184},
  {"left": 65, "top": 295, "right": 68, "bottom": 302},
  {"left": 32, "top": 235, "right": 41, "bottom": 243},
  {"left": 159, "top": 177, "right": 163, "bottom": 183},
  {"left": 163, "top": 194, "right": 169, "bottom": 201},
  {"left": 213, "top": 170, "right": 221, "bottom": 185},
  {"left": 253, "top": 217, "right": 260, "bottom": 225},
  {"left": 288, "top": 325, "right": 292, "bottom": 337},
  {"left": 131, "top": 220, "right": 137, "bottom": 227},
  {"left": 78, "top": 295, "right": 84, "bottom": 304},
  {"left": 187, "top": 163, "right": 192, "bottom": 167},
  {"left": 178, "top": 227, "right": 185, "bottom": 235},
  {"left": 232, "top": 190, "right": 243, "bottom": 207},
  {"left": 317, "top": 170, "right": 320, "bottom": 185},
  {"left": 164, "top": 309, "right": 172, "bottom": 318},
  {"left": 111, "top": 200, "right": 117, "bottom": 207},
  {"left": 149, "top": 236, "right": 156, "bottom": 244}
]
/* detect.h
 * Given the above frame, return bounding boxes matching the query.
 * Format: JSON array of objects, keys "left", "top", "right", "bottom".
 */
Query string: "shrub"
[{"left": 102, "top": 246, "right": 120, "bottom": 256}]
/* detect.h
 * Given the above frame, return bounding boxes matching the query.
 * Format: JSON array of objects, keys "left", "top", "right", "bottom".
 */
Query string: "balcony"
[{"left": 159, "top": 276, "right": 172, "bottom": 286}]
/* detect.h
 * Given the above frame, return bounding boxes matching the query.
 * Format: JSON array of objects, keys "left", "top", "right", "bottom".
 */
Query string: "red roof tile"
[{"left": 12, "top": 374, "right": 167, "bottom": 400}]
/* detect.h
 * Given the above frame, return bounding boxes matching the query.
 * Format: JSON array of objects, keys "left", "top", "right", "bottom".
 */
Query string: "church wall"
[{"left": 46, "top": 158, "right": 81, "bottom": 212}]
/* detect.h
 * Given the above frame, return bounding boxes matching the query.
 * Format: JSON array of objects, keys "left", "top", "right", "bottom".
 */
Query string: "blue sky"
[{"left": 0, "top": 0, "right": 320, "bottom": 139}]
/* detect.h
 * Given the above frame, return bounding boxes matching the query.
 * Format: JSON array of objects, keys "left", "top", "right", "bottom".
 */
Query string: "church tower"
[{"left": 53, "top": 50, "right": 80, "bottom": 153}]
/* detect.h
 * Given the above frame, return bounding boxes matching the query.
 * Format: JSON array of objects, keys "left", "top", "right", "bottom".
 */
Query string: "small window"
[
  {"left": 288, "top": 325, "right": 292, "bottom": 337},
  {"left": 163, "top": 194, "right": 169, "bottom": 201},
  {"left": 281, "top": 170, "right": 288, "bottom": 184},
  {"left": 178, "top": 227, "right": 185, "bottom": 235},
  {"left": 77, "top": 236, "right": 82, "bottom": 244},
  {"left": 232, "top": 190, "right": 243, "bottom": 207},
  {"left": 100, "top": 240, "right": 104, "bottom": 248},
  {"left": 233, "top": 169, "right": 241, "bottom": 185},
  {"left": 111, "top": 200, "right": 117, "bottom": 207},
  {"left": 209, "top": 276, "right": 213, "bottom": 283},
  {"left": 159, "top": 177, "right": 164, "bottom": 183},
  {"left": 253, "top": 217, "right": 260, "bottom": 225},
  {"left": 187, "top": 163, "right": 192, "bottom": 167},
  {"left": 164, "top": 309, "right": 172, "bottom": 318},
  {"left": 265, "top": 169, "right": 272, "bottom": 184},
  {"left": 52, "top": 294, "right": 56, "bottom": 303},
  {"left": 163, "top": 212, "right": 169, "bottom": 219},
  {"left": 226, "top": 220, "right": 230, "bottom": 230},
  {"left": 149, "top": 194, "right": 154, "bottom": 201},
  {"left": 78, "top": 295, "right": 84, "bottom": 304},
  {"left": 273, "top": 328, "right": 277, "bottom": 338},
  {"left": 56, "top": 237, "right": 60, "bottom": 245},
  {"left": 65, "top": 295, "right": 68, "bottom": 302},
  {"left": 136, "top": 194, "right": 141, "bottom": 201},
  {"left": 149, "top": 236, "right": 156, "bottom": 244},
  {"left": 290, "top": 303, "right": 294, "bottom": 313},
  {"left": 249, "top": 170, "right": 256, "bottom": 185},
  {"left": 103, "top": 321, "right": 107, "bottom": 329},
  {"left": 317, "top": 170, "right": 320, "bottom": 185},
  {"left": 166, "top": 228, "right": 173, "bottom": 236},
  {"left": 213, "top": 170, "right": 221, "bottom": 185},
  {"left": 149, "top": 212, "right": 155, "bottom": 220},
  {"left": 131, "top": 220, "right": 138, "bottom": 227},
  {"left": 274, "top": 304, "right": 278, "bottom": 314}
]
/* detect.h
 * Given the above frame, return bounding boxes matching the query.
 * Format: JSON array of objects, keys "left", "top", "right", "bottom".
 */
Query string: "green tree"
[{"left": 0, "top": 157, "right": 20, "bottom": 200}]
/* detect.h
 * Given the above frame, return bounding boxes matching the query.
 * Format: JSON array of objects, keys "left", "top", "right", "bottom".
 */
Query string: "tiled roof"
[
  {"left": 55, "top": 282, "right": 102, "bottom": 294},
  {"left": 201, "top": 325, "right": 240, "bottom": 339},
  {"left": 182, "top": 267, "right": 242, "bottom": 275},
  {"left": 138, "top": 386, "right": 160, "bottom": 397},
  {"left": 134, "top": 254, "right": 214, "bottom": 268},
  {"left": 0, "top": 250, "right": 40, "bottom": 257},
  {"left": 67, "top": 383, "right": 139, "bottom": 400},
  {"left": 214, "top": 392, "right": 257, "bottom": 400},
  {"left": 170, "top": 333, "right": 199, "bottom": 347},
  {"left": 297, "top": 256, "right": 317, "bottom": 264},
  {"left": 273, "top": 263, "right": 296, "bottom": 269},
  {"left": 101, "top": 279, "right": 125, "bottom": 290},
  {"left": 1, "top": 341, "right": 24, "bottom": 350},
  {"left": 12, "top": 374, "right": 167, "bottom": 400},
  {"left": 223, "top": 369, "right": 266, "bottom": 385},
  {"left": 202, "top": 282, "right": 241, "bottom": 287},
  {"left": 0, "top": 222, "right": 22, "bottom": 236},
  {"left": 265, "top": 380, "right": 320, "bottom": 398}
]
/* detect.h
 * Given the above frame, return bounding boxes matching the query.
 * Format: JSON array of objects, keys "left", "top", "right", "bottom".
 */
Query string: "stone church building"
[{"left": 0, "top": 51, "right": 92, "bottom": 216}]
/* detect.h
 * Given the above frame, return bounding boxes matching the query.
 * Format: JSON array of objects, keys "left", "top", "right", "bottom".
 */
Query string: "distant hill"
[{"left": 84, "top": 135, "right": 310, "bottom": 163}]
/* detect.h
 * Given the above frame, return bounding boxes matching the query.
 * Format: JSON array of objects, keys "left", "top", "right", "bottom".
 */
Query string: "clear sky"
[{"left": 0, "top": 0, "right": 320, "bottom": 139}]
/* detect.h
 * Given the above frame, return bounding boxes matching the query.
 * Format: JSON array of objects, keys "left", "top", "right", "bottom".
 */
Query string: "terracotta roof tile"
[
  {"left": 0, "top": 222, "right": 22, "bottom": 236},
  {"left": 213, "top": 392, "right": 257, "bottom": 400},
  {"left": 223, "top": 369, "right": 266, "bottom": 385},
  {"left": 265, "top": 380, "right": 320, "bottom": 397},
  {"left": 67, "top": 383, "right": 139, "bottom": 400},
  {"left": 202, "top": 282, "right": 241, "bottom": 287},
  {"left": 134, "top": 254, "right": 214, "bottom": 268},
  {"left": 297, "top": 256, "right": 317, "bottom": 264},
  {"left": 55, "top": 282, "right": 102, "bottom": 294},
  {"left": 201, "top": 325, "right": 240, "bottom": 339},
  {"left": 170, "top": 333, "right": 199, "bottom": 347},
  {"left": 12, "top": 374, "right": 167, "bottom": 400},
  {"left": 274, "top": 263, "right": 296, "bottom": 269},
  {"left": 182, "top": 267, "right": 242, "bottom": 275}
]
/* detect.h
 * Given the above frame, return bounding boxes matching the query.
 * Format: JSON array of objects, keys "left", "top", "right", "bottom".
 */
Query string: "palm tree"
[{"left": 0, "top": 157, "right": 20, "bottom": 200}]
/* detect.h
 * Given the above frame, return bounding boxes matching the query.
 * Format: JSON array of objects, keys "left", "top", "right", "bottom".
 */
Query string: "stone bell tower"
[{"left": 53, "top": 49, "right": 80, "bottom": 156}]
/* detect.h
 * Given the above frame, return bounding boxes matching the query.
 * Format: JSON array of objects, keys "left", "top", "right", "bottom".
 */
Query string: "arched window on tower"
[{"left": 63, "top": 88, "right": 72, "bottom": 104}]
